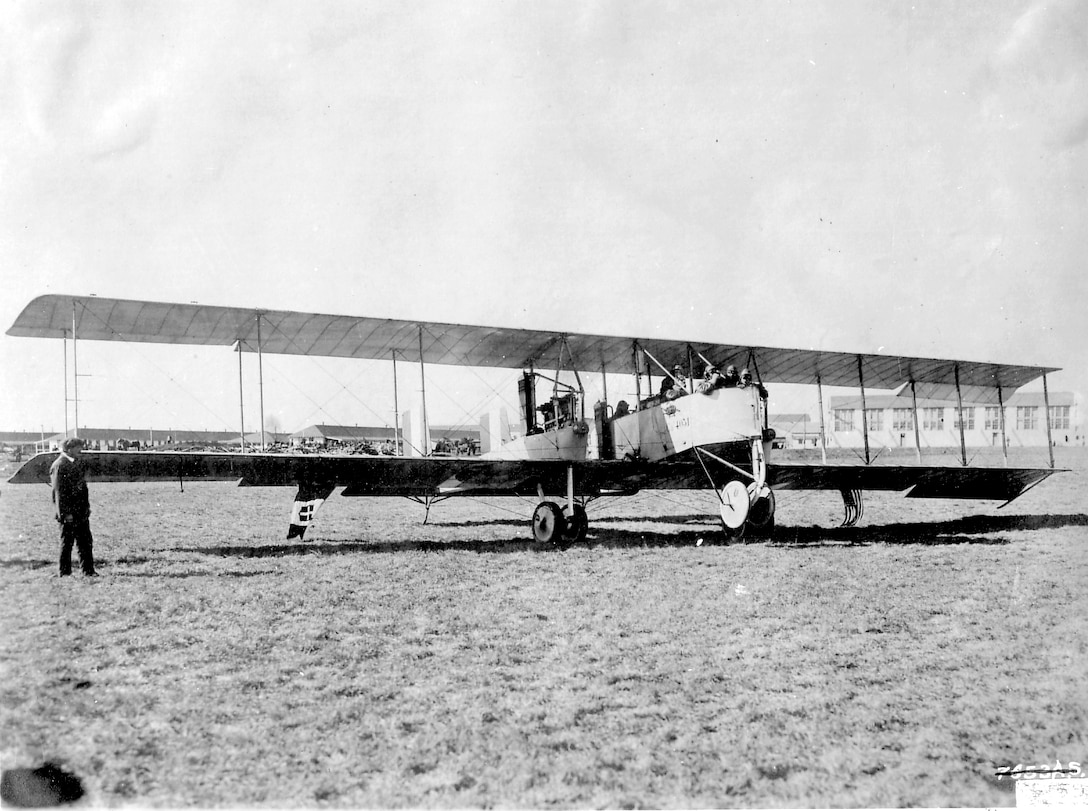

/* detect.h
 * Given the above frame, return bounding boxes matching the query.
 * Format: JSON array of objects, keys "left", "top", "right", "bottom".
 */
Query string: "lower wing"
[
  {"left": 767, "top": 462, "right": 1055, "bottom": 502},
  {"left": 10, "top": 451, "right": 1055, "bottom": 502}
]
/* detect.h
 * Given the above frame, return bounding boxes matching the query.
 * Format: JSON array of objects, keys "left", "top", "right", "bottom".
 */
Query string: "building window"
[
  {"left": 1050, "top": 405, "right": 1070, "bottom": 430},
  {"left": 865, "top": 409, "right": 884, "bottom": 431},
  {"left": 984, "top": 407, "right": 1003, "bottom": 431},
  {"left": 1016, "top": 406, "right": 1038, "bottom": 430},
  {"left": 833, "top": 409, "right": 855, "bottom": 432},
  {"left": 953, "top": 407, "right": 975, "bottom": 430},
  {"left": 922, "top": 407, "right": 944, "bottom": 431},
  {"left": 892, "top": 408, "right": 913, "bottom": 432}
]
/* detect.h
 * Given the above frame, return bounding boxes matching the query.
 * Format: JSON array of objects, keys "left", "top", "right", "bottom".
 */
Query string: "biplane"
[{"left": 6, "top": 295, "right": 1062, "bottom": 543}]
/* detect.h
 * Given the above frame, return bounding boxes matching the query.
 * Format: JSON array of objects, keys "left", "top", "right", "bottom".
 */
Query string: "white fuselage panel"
[
  {"left": 481, "top": 423, "right": 590, "bottom": 461},
  {"left": 479, "top": 388, "right": 762, "bottom": 463},
  {"left": 612, "top": 388, "right": 763, "bottom": 461}
]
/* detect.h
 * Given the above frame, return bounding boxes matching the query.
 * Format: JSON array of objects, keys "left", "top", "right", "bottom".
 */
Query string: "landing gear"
[
  {"left": 530, "top": 501, "right": 588, "bottom": 545},
  {"left": 531, "top": 501, "right": 566, "bottom": 543},
  {"left": 718, "top": 480, "right": 750, "bottom": 539},
  {"left": 562, "top": 503, "right": 588, "bottom": 543},
  {"left": 696, "top": 442, "right": 777, "bottom": 541},
  {"left": 530, "top": 465, "right": 590, "bottom": 545},
  {"left": 746, "top": 482, "right": 776, "bottom": 536}
]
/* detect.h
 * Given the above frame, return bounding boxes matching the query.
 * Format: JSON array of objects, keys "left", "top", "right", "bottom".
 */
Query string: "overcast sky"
[{"left": 1, "top": 0, "right": 1085, "bottom": 434}]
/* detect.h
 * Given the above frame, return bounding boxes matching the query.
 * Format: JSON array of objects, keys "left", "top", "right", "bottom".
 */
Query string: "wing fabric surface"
[
  {"left": 9, "top": 451, "right": 1053, "bottom": 504},
  {"left": 6, "top": 451, "right": 644, "bottom": 497},
  {"left": 767, "top": 463, "right": 1053, "bottom": 501},
  {"left": 7, "top": 294, "right": 1056, "bottom": 390}
]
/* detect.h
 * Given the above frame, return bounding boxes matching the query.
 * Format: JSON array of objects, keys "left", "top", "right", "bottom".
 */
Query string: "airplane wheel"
[
  {"left": 719, "top": 518, "right": 746, "bottom": 542},
  {"left": 746, "top": 484, "right": 776, "bottom": 537},
  {"left": 562, "top": 504, "right": 588, "bottom": 544},
  {"left": 532, "top": 501, "right": 567, "bottom": 544},
  {"left": 718, "top": 480, "right": 749, "bottom": 542}
]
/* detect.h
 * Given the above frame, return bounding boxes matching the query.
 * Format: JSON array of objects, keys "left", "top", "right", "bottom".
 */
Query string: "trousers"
[{"left": 59, "top": 519, "right": 95, "bottom": 576}]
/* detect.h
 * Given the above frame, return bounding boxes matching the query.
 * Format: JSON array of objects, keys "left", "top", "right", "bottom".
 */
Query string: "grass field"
[{"left": 2, "top": 449, "right": 1086, "bottom": 807}]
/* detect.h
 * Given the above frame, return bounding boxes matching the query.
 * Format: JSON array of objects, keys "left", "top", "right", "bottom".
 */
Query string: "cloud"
[{"left": 983, "top": 0, "right": 1088, "bottom": 150}]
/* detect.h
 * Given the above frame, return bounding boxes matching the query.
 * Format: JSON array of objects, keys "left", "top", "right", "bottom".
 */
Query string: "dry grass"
[{"left": 1, "top": 449, "right": 1086, "bottom": 807}]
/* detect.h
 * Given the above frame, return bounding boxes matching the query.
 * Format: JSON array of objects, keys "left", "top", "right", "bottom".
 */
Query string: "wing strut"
[
  {"left": 256, "top": 313, "right": 266, "bottom": 451},
  {"left": 418, "top": 325, "right": 430, "bottom": 456},
  {"left": 72, "top": 302, "right": 80, "bottom": 438},
  {"left": 857, "top": 355, "right": 870, "bottom": 464},
  {"left": 392, "top": 350, "right": 402, "bottom": 456},
  {"left": 997, "top": 385, "right": 1009, "bottom": 466},
  {"left": 63, "top": 323, "right": 69, "bottom": 438},
  {"left": 954, "top": 364, "right": 967, "bottom": 466},
  {"left": 1042, "top": 372, "right": 1055, "bottom": 469},
  {"left": 910, "top": 379, "right": 922, "bottom": 463},
  {"left": 236, "top": 341, "right": 247, "bottom": 452}
]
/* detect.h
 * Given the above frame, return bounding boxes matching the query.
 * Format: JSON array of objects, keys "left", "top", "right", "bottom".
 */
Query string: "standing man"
[{"left": 50, "top": 437, "right": 97, "bottom": 577}]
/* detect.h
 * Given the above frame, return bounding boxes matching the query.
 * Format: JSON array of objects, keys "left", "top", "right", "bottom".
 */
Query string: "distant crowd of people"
[{"left": 433, "top": 437, "right": 479, "bottom": 455}]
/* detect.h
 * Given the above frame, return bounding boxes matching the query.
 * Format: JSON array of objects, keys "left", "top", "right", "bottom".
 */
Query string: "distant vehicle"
[{"left": 7, "top": 295, "right": 1062, "bottom": 542}]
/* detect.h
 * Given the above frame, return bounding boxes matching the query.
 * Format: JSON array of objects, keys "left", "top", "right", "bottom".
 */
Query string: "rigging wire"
[
  {"left": 255, "top": 319, "right": 397, "bottom": 428},
  {"left": 66, "top": 304, "right": 236, "bottom": 430}
]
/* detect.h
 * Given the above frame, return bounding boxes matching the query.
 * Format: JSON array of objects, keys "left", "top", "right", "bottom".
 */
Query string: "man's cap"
[
  {"left": 62, "top": 437, "right": 85, "bottom": 452},
  {"left": 726, "top": 365, "right": 737, "bottom": 373},
  {"left": 741, "top": 368, "right": 751, "bottom": 377}
]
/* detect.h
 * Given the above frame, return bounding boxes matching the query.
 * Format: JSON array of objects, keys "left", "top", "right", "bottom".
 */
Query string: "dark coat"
[{"left": 50, "top": 454, "right": 90, "bottom": 523}]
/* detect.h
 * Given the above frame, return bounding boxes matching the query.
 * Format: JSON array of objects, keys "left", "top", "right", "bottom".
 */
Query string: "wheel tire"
[
  {"left": 719, "top": 518, "right": 746, "bottom": 542},
  {"left": 746, "top": 484, "right": 776, "bottom": 537},
  {"left": 718, "top": 480, "right": 749, "bottom": 530},
  {"left": 531, "top": 501, "right": 567, "bottom": 544},
  {"left": 561, "top": 504, "right": 588, "bottom": 544}
]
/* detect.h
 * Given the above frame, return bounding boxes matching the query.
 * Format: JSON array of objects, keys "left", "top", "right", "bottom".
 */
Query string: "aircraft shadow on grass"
[
  {"left": 766, "top": 512, "right": 1088, "bottom": 547},
  {"left": 2, "top": 514, "right": 1082, "bottom": 571},
  {"left": 431, "top": 514, "right": 719, "bottom": 528},
  {"left": 172, "top": 512, "right": 1088, "bottom": 558}
]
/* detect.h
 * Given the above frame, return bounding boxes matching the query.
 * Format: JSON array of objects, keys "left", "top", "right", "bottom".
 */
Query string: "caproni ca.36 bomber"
[{"left": 7, "top": 295, "right": 1061, "bottom": 542}]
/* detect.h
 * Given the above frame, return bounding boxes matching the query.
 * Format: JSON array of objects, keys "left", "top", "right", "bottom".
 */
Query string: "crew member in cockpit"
[
  {"left": 698, "top": 364, "right": 725, "bottom": 393},
  {"left": 739, "top": 368, "right": 768, "bottom": 399},
  {"left": 666, "top": 364, "right": 687, "bottom": 399}
]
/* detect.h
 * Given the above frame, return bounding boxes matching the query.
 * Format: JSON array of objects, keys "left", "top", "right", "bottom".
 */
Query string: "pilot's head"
[
  {"left": 741, "top": 368, "right": 752, "bottom": 381},
  {"left": 725, "top": 365, "right": 737, "bottom": 377},
  {"left": 704, "top": 364, "right": 717, "bottom": 378}
]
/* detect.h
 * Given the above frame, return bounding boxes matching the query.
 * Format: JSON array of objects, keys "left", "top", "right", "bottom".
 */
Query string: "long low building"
[
  {"left": 34, "top": 428, "right": 288, "bottom": 452},
  {"left": 826, "top": 391, "right": 1081, "bottom": 450}
]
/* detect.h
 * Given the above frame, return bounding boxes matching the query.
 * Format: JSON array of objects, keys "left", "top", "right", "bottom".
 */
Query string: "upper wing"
[{"left": 7, "top": 294, "right": 1056, "bottom": 390}]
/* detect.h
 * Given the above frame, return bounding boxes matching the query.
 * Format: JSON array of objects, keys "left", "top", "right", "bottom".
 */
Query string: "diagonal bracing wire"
[{"left": 67, "top": 304, "right": 236, "bottom": 429}]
